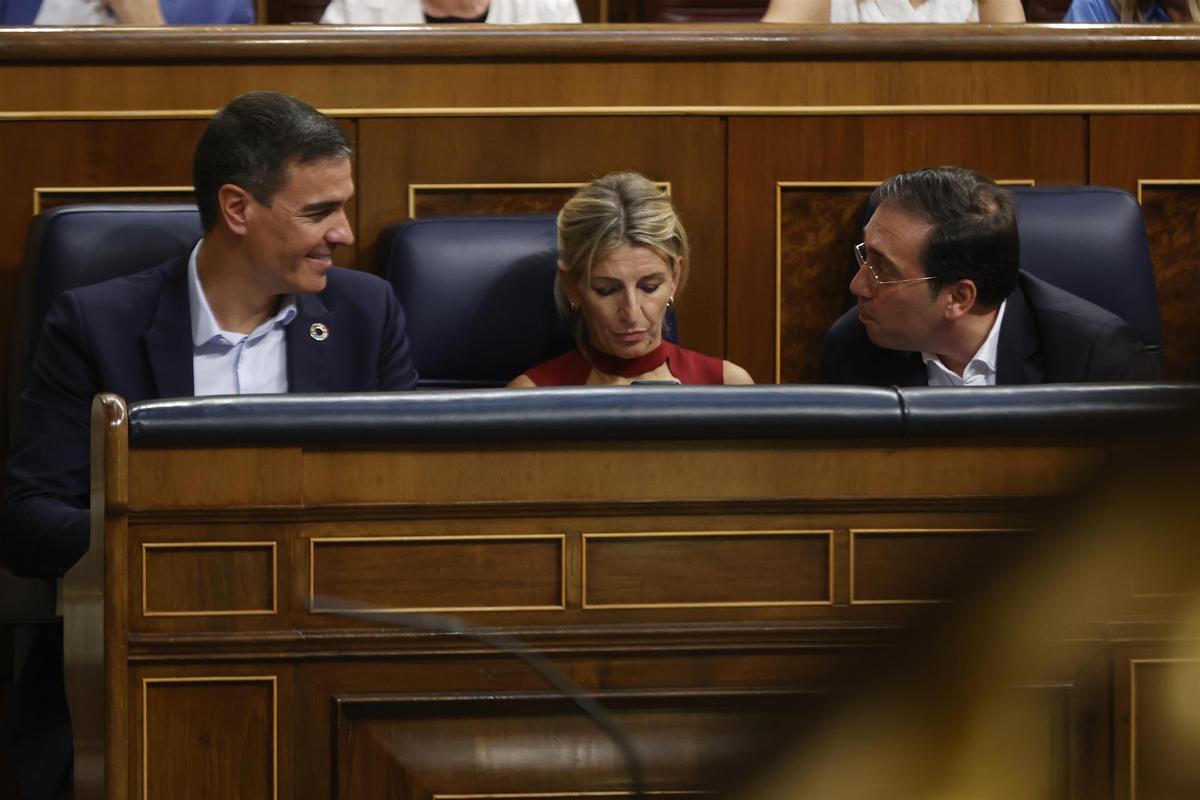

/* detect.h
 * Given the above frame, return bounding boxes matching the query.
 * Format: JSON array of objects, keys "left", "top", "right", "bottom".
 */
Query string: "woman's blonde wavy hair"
[{"left": 555, "top": 172, "right": 689, "bottom": 343}]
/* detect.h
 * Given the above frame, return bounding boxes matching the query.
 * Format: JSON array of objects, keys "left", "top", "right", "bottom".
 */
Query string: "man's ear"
[
  {"left": 218, "top": 184, "right": 252, "bottom": 236},
  {"left": 943, "top": 279, "right": 978, "bottom": 321}
]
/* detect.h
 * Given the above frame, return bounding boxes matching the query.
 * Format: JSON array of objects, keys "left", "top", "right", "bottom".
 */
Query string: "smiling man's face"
[{"left": 240, "top": 155, "right": 355, "bottom": 296}]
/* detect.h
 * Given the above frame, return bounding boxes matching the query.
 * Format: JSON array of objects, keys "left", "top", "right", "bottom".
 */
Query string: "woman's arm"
[
  {"left": 762, "top": 0, "right": 831, "bottom": 22},
  {"left": 978, "top": 0, "right": 1027, "bottom": 21},
  {"left": 507, "top": 374, "right": 537, "bottom": 388},
  {"left": 723, "top": 361, "right": 755, "bottom": 385}
]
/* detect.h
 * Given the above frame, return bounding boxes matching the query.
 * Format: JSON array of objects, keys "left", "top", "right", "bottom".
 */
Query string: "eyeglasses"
[{"left": 854, "top": 242, "right": 937, "bottom": 288}]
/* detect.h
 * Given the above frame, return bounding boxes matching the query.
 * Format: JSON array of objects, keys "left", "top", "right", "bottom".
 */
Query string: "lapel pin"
[{"left": 309, "top": 322, "right": 329, "bottom": 342}]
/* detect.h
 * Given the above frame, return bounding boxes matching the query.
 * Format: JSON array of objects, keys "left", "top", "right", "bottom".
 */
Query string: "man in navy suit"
[
  {"left": 1, "top": 90, "right": 418, "bottom": 799},
  {"left": 3, "top": 90, "right": 417, "bottom": 578},
  {"left": 821, "top": 166, "right": 1159, "bottom": 387}
]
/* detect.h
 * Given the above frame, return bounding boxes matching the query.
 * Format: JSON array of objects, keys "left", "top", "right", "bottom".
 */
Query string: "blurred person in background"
[
  {"left": 33, "top": 0, "right": 253, "bottom": 23},
  {"left": 762, "top": 0, "right": 1024, "bottom": 21},
  {"left": 1062, "top": 0, "right": 1198, "bottom": 21},
  {"left": 320, "top": 0, "right": 580, "bottom": 24}
]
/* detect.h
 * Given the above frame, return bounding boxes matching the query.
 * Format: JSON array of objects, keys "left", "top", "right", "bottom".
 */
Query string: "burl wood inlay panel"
[
  {"left": 851, "top": 529, "right": 1032, "bottom": 604},
  {"left": 33, "top": 187, "right": 193, "bottom": 216},
  {"left": 410, "top": 186, "right": 579, "bottom": 218},
  {"left": 1140, "top": 185, "right": 1200, "bottom": 381},
  {"left": 777, "top": 186, "right": 872, "bottom": 384},
  {"left": 1130, "top": 660, "right": 1200, "bottom": 800},
  {"left": 310, "top": 536, "right": 564, "bottom": 612},
  {"left": 142, "top": 543, "right": 275, "bottom": 616},
  {"left": 143, "top": 678, "right": 275, "bottom": 800},
  {"left": 334, "top": 693, "right": 812, "bottom": 800},
  {"left": 583, "top": 531, "right": 831, "bottom": 608}
]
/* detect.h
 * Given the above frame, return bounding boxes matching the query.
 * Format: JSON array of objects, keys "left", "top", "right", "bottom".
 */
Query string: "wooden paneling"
[
  {"left": 409, "top": 184, "right": 581, "bottom": 219},
  {"left": 357, "top": 117, "right": 726, "bottom": 358},
  {"left": 128, "top": 448, "right": 303, "bottom": 509},
  {"left": 1090, "top": 116, "right": 1200, "bottom": 381},
  {"left": 142, "top": 677, "right": 276, "bottom": 800},
  {"left": 582, "top": 531, "right": 831, "bottom": 608},
  {"left": 1126, "top": 659, "right": 1200, "bottom": 800},
  {"left": 310, "top": 535, "right": 564, "bottom": 612},
  {"left": 728, "top": 115, "right": 1086, "bottom": 382},
  {"left": 141, "top": 542, "right": 276, "bottom": 617},
  {"left": 850, "top": 529, "right": 1032, "bottom": 604},
  {"left": 334, "top": 692, "right": 811, "bottom": 800}
]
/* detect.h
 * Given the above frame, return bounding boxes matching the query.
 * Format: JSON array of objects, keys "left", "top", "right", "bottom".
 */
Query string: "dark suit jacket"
[
  {"left": 821, "top": 270, "right": 1161, "bottom": 387},
  {"left": 1, "top": 255, "right": 418, "bottom": 577}
]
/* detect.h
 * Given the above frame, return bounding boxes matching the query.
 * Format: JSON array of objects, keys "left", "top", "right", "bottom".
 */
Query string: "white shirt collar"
[
  {"left": 922, "top": 300, "right": 1007, "bottom": 387},
  {"left": 187, "top": 240, "right": 297, "bottom": 347}
]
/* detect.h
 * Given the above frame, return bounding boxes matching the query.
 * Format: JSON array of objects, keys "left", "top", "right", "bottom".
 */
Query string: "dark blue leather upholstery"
[
  {"left": 1011, "top": 186, "right": 1162, "bottom": 354},
  {"left": 126, "top": 384, "right": 1198, "bottom": 447},
  {"left": 129, "top": 386, "right": 904, "bottom": 445},
  {"left": 385, "top": 215, "right": 678, "bottom": 389},
  {"left": 9, "top": 204, "right": 201, "bottom": 438},
  {"left": 898, "top": 383, "right": 1193, "bottom": 437}
]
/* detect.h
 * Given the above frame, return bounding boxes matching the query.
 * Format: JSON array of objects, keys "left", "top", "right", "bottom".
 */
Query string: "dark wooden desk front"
[{"left": 61, "top": 391, "right": 1198, "bottom": 800}]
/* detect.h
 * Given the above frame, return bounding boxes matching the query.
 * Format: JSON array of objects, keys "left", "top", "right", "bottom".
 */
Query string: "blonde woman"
[{"left": 509, "top": 172, "right": 753, "bottom": 387}]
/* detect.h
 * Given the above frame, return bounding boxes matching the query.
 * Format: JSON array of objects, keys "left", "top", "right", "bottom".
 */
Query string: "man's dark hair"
[
  {"left": 193, "top": 91, "right": 351, "bottom": 232},
  {"left": 870, "top": 166, "right": 1019, "bottom": 307}
]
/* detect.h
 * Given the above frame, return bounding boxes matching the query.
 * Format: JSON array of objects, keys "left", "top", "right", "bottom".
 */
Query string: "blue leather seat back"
[
  {"left": 386, "top": 216, "right": 571, "bottom": 389},
  {"left": 1011, "top": 186, "right": 1162, "bottom": 352},
  {"left": 10, "top": 204, "right": 201, "bottom": 435}
]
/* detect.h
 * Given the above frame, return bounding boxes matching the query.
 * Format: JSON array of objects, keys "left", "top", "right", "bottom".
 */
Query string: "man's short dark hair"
[
  {"left": 871, "top": 166, "right": 1020, "bottom": 307},
  {"left": 193, "top": 91, "right": 351, "bottom": 232}
]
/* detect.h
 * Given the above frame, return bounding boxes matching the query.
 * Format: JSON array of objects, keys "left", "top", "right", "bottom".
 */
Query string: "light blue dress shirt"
[{"left": 187, "top": 242, "right": 297, "bottom": 396}]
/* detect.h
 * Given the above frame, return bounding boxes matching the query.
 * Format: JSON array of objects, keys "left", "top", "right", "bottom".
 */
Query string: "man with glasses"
[{"left": 821, "top": 166, "right": 1158, "bottom": 386}]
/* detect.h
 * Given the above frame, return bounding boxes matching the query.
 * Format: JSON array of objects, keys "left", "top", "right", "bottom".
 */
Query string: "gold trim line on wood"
[
  {"left": 407, "top": 180, "right": 671, "bottom": 219},
  {"left": 848, "top": 527, "right": 1031, "bottom": 606},
  {"left": 142, "top": 675, "right": 278, "bottom": 800},
  {"left": 1129, "top": 657, "right": 1200, "bottom": 800},
  {"left": 581, "top": 529, "right": 833, "bottom": 610},
  {"left": 774, "top": 180, "right": 1034, "bottom": 383},
  {"left": 308, "top": 533, "right": 567, "bottom": 614},
  {"left": 9, "top": 104, "right": 1200, "bottom": 122},
  {"left": 32, "top": 185, "right": 194, "bottom": 216},
  {"left": 1136, "top": 178, "right": 1200, "bottom": 206},
  {"left": 140, "top": 541, "right": 278, "bottom": 618}
]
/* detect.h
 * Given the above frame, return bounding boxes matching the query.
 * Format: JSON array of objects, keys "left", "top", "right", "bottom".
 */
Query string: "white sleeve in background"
[
  {"left": 320, "top": 0, "right": 425, "bottom": 23},
  {"left": 34, "top": 0, "right": 116, "bottom": 23},
  {"left": 487, "top": 0, "right": 581, "bottom": 21}
]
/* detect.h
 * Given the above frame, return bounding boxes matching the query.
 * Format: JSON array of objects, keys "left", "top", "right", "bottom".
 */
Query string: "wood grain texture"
[
  {"left": 6, "top": 27, "right": 1200, "bottom": 63},
  {"left": 850, "top": 529, "right": 1033, "bottom": 604},
  {"left": 142, "top": 678, "right": 275, "bottom": 800},
  {"left": 411, "top": 186, "right": 578, "bottom": 218},
  {"left": 1089, "top": 115, "right": 1200, "bottom": 382},
  {"left": 1127, "top": 660, "right": 1200, "bottom": 800},
  {"left": 777, "top": 186, "right": 871, "bottom": 383},
  {"left": 358, "top": 116, "right": 725, "bottom": 357},
  {"left": 583, "top": 531, "right": 831, "bottom": 607},
  {"left": 310, "top": 536, "right": 564, "bottom": 611},
  {"left": 142, "top": 544, "right": 275, "bottom": 616},
  {"left": 728, "top": 115, "right": 1086, "bottom": 382}
]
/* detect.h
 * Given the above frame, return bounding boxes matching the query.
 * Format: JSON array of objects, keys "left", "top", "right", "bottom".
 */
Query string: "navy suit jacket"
[
  {"left": 2, "top": 255, "right": 418, "bottom": 577},
  {"left": 821, "top": 270, "right": 1161, "bottom": 387}
]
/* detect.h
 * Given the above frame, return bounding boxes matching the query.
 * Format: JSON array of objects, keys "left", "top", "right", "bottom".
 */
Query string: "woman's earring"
[
  {"left": 668, "top": 295, "right": 675, "bottom": 307},
  {"left": 569, "top": 300, "right": 579, "bottom": 312}
]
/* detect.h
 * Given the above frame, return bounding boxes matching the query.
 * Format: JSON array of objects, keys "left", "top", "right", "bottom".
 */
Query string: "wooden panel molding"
[
  {"left": 32, "top": 185, "right": 194, "bottom": 216},
  {"left": 333, "top": 690, "right": 814, "bottom": 800},
  {"left": 1137, "top": 181, "right": 1200, "bottom": 381},
  {"left": 142, "top": 676, "right": 277, "bottom": 800},
  {"left": 582, "top": 530, "right": 832, "bottom": 609},
  {"left": 1129, "top": 658, "right": 1200, "bottom": 800},
  {"left": 309, "top": 534, "right": 566, "bottom": 613},
  {"left": 141, "top": 542, "right": 277, "bottom": 617},
  {"left": 850, "top": 528, "right": 1033, "bottom": 605}
]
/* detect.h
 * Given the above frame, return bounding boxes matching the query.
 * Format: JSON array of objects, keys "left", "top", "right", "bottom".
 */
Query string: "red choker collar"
[{"left": 583, "top": 341, "right": 669, "bottom": 378}]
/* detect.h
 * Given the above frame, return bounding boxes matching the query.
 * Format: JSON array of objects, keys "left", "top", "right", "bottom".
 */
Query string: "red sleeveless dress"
[{"left": 523, "top": 341, "right": 725, "bottom": 386}]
